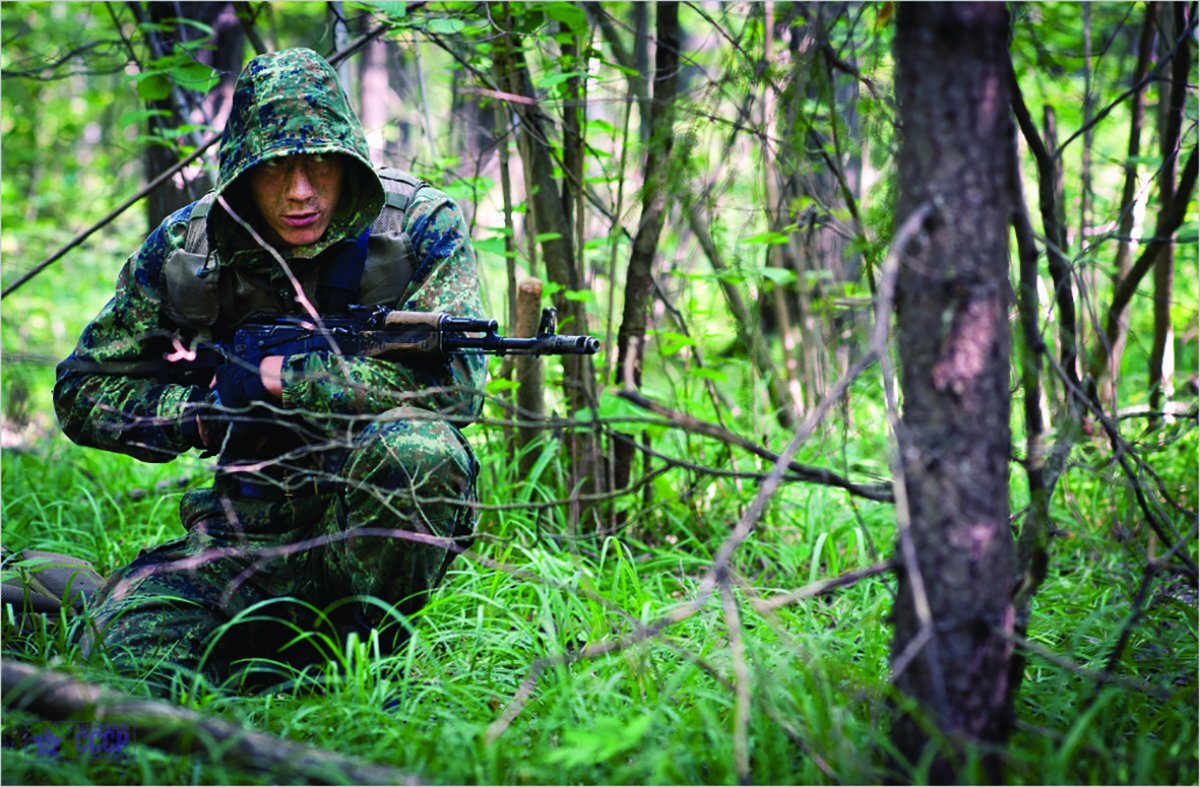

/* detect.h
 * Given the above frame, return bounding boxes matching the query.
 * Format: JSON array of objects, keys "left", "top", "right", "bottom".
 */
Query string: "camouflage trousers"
[{"left": 80, "top": 408, "right": 478, "bottom": 691}]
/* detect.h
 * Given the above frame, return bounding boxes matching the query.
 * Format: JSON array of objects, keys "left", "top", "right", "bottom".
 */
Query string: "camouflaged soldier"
[{"left": 54, "top": 48, "right": 485, "bottom": 690}]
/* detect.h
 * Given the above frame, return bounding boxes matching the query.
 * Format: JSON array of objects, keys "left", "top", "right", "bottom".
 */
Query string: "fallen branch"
[
  {"left": 754, "top": 560, "right": 895, "bottom": 613},
  {"left": 1, "top": 659, "right": 418, "bottom": 785},
  {"left": 992, "top": 628, "right": 1172, "bottom": 702}
]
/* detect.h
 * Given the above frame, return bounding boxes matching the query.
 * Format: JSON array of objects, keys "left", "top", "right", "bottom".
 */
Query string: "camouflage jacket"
[{"left": 54, "top": 48, "right": 485, "bottom": 463}]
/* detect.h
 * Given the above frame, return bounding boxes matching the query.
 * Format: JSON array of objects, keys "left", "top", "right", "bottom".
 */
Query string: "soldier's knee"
[{"left": 344, "top": 408, "right": 477, "bottom": 498}]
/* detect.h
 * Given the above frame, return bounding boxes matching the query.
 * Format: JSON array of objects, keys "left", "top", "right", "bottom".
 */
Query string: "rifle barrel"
[{"left": 444, "top": 334, "right": 600, "bottom": 355}]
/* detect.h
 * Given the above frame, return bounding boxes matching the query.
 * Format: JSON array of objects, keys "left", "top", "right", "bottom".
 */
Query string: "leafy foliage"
[{"left": 1, "top": 2, "right": 1196, "bottom": 785}]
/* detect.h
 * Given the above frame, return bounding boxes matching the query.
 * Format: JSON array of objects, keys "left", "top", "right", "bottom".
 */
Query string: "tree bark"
[
  {"left": 134, "top": 2, "right": 242, "bottom": 230},
  {"left": 614, "top": 0, "right": 679, "bottom": 491},
  {"left": 891, "top": 4, "right": 1016, "bottom": 779},
  {"left": 1096, "top": 4, "right": 1158, "bottom": 408},
  {"left": 1148, "top": 2, "right": 1191, "bottom": 419},
  {"left": 492, "top": 4, "right": 605, "bottom": 521}
]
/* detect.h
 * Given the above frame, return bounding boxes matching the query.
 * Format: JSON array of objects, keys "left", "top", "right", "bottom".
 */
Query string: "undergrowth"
[
  {"left": 2, "top": 225, "right": 1196, "bottom": 785},
  {"left": 2, "top": 389, "right": 1195, "bottom": 784}
]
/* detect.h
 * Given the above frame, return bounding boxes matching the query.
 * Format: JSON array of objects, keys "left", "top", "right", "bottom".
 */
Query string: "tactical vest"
[{"left": 161, "top": 168, "right": 426, "bottom": 335}]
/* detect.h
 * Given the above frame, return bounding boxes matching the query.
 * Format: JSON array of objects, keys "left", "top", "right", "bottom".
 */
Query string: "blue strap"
[{"left": 316, "top": 230, "right": 370, "bottom": 313}]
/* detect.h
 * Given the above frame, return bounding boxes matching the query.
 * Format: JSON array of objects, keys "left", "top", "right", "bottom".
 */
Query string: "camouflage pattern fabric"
[
  {"left": 81, "top": 409, "right": 477, "bottom": 690},
  {"left": 55, "top": 48, "right": 485, "bottom": 689}
]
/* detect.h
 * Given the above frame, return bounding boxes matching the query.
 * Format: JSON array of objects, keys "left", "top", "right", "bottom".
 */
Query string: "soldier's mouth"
[{"left": 282, "top": 212, "right": 320, "bottom": 228}]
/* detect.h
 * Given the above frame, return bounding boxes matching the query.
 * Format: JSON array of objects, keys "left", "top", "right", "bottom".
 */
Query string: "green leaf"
[
  {"left": 118, "top": 108, "right": 171, "bottom": 127},
  {"left": 744, "top": 230, "right": 791, "bottom": 245},
  {"left": 655, "top": 330, "right": 694, "bottom": 357},
  {"left": 161, "top": 17, "right": 215, "bottom": 36},
  {"left": 686, "top": 367, "right": 729, "bottom": 383},
  {"left": 369, "top": 1, "right": 408, "bottom": 20},
  {"left": 136, "top": 74, "right": 171, "bottom": 102},
  {"left": 761, "top": 266, "right": 797, "bottom": 285},
  {"left": 427, "top": 17, "right": 465, "bottom": 34},
  {"left": 173, "top": 60, "right": 216, "bottom": 86},
  {"left": 562, "top": 289, "right": 595, "bottom": 304},
  {"left": 599, "top": 58, "right": 642, "bottom": 78},
  {"left": 586, "top": 118, "right": 616, "bottom": 136},
  {"left": 714, "top": 268, "right": 749, "bottom": 285},
  {"left": 543, "top": 2, "right": 588, "bottom": 34},
  {"left": 534, "top": 70, "right": 589, "bottom": 90},
  {"left": 473, "top": 236, "right": 515, "bottom": 257},
  {"left": 546, "top": 714, "right": 654, "bottom": 767},
  {"left": 597, "top": 391, "right": 643, "bottom": 422},
  {"left": 485, "top": 377, "right": 519, "bottom": 395}
]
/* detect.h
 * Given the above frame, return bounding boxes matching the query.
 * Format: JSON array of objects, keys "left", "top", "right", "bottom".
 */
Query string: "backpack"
[{"left": 161, "top": 168, "right": 427, "bottom": 331}]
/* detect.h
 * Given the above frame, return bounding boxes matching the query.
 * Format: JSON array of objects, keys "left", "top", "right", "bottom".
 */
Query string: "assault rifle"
[{"left": 62, "top": 305, "right": 599, "bottom": 384}]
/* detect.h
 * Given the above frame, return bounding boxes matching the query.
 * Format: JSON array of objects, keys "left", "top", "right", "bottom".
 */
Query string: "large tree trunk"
[{"left": 890, "top": 4, "right": 1016, "bottom": 780}]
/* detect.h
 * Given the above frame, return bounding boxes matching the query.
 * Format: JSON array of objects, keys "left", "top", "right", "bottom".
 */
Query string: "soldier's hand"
[
  {"left": 259, "top": 356, "right": 283, "bottom": 400},
  {"left": 197, "top": 361, "right": 274, "bottom": 457}
]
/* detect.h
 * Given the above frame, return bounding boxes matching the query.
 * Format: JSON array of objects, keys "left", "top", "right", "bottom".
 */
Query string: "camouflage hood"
[{"left": 210, "top": 47, "right": 384, "bottom": 263}]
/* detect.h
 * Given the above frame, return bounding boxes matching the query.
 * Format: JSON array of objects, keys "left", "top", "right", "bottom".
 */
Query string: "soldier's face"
[{"left": 249, "top": 154, "right": 345, "bottom": 248}]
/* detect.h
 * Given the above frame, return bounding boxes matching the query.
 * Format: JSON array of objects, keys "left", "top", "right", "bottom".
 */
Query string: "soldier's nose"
[{"left": 286, "top": 167, "right": 317, "bottom": 201}]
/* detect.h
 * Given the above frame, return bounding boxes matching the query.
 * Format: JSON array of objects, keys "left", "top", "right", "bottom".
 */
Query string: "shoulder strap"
[
  {"left": 184, "top": 192, "right": 216, "bottom": 258},
  {"left": 376, "top": 168, "right": 428, "bottom": 215},
  {"left": 173, "top": 174, "right": 424, "bottom": 317}
]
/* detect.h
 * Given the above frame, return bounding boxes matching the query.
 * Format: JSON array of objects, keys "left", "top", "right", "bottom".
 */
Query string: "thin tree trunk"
[
  {"left": 1095, "top": 4, "right": 1158, "bottom": 408},
  {"left": 516, "top": 279, "right": 546, "bottom": 478},
  {"left": 493, "top": 3, "right": 605, "bottom": 519},
  {"left": 891, "top": 4, "right": 1016, "bottom": 779},
  {"left": 760, "top": 1, "right": 806, "bottom": 420},
  {"left": 587, "top": 2, "right": 650, "bottom": 128},
  {"left": 1012, "top": 78, "right": 1083, "bottom": 415},
  {"left": 614, "top": 0, "right": 680, "bottom": 491},
  {"left": 1148, "top": 2, "right": 1191, "bottom": 420},
  {"left": 1042, "top": 107, "right": 1083, "bottom": 398},
  {"left": 1094, "top": 148, "right": 1197, "bottom": 386},
  {"left": 1008, "top": 111, "right": 1050, "bottom": 702},
  {"left": 494, "top": 97, "right": 520, "bottom": 432},
  {"left": 632, "top": 2, "right": 652, "bottom": 143},
  {"left": 686, "top": 204, "right": 797, "bottom": 430},
  {"left": 560, "top": 26, "right": 584, "bottom": 237},
  {"left": 130, "top": 2, "right": 239, "bottom": 230},
  {"left": 360, "top": 37, "right": 390, "bottom": 159}
]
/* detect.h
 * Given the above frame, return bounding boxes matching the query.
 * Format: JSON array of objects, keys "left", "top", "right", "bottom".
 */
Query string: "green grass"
[
  {"left": 2, "top": 225, "right": 1197, "bottom": 785},
  {"left": 2, "top": 412, "right": 1195, "bottom": 784}
]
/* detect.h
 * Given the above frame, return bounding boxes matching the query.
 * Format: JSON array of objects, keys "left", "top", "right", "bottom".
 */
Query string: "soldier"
[{"left": 54, "top": 48, "right": 484, "bottom": 691}]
